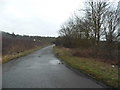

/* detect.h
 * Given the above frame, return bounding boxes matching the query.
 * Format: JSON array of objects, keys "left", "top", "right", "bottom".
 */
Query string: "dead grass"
[
  {"left": 54, "top": 46, "right": 119, "bottom": 88},
  {"left": 2, "top": 45, "right": 48, "bottom": 63},
  {"left": 70, "top": 48, "right": 119, "bottom": 65}
]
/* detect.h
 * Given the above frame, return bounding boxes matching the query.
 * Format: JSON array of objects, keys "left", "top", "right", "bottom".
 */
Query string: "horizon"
[
  {"left": 0, "top": 0, "right": 119, "bottom": 37},
  {"left": 1, "top": 31, "right": 56, "bottom": 37}
]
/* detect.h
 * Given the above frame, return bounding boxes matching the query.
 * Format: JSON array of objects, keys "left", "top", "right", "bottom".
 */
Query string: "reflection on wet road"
[{"left": 3, "top": 45, "right": 105, "bottom": 88}]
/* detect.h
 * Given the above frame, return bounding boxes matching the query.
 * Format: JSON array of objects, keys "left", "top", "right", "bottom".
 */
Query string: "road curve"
[{"left": 3, "top": 45, "right": 106, "bottom": 88}]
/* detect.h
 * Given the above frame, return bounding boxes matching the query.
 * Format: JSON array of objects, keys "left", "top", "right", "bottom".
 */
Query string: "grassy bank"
[
  {"left": 2, "top": 45, "right": 48, "bottom": 63},
  {"left": 53, "top": 46, "right": 119, "bottom": 88}
]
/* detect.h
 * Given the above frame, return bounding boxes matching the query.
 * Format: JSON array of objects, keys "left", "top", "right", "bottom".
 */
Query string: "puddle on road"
[{"left": 49, "top": 60, "right": 61, "bottom": 65}]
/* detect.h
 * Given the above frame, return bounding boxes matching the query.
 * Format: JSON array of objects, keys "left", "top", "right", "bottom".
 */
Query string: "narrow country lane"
[{"left": 3, "top": 45, "right": 107, "bottom": 88}]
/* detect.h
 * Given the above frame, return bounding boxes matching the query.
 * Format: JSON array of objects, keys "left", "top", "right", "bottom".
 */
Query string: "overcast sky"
[{"left": 0, "top": 0, "right": 119, "bottom": 37}]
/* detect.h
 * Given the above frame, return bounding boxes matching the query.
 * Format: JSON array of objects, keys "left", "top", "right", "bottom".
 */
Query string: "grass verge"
[
  {"left": 2, "top": 45, "right": 48, "bottom": 64},
  {"left": 53, "top": 46, "right": 119, "bottom": 88}
]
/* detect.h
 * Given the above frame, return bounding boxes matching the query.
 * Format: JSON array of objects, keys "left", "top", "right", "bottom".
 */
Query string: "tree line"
[{"left": 55, "top": 0, "right": 120, "bottom": 62}]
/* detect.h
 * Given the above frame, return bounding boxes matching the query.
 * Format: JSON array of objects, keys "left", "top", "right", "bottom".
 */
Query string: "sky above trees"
[{"left": 0, "top": 0, "right": 119, "bottom": 37}]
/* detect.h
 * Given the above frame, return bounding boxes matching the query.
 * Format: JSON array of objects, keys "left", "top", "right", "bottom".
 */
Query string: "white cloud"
[
  {"left": 0, "top": 0, "right": 85, "bottom": 36},
  {"left": 0, "top": 0, "right": 119, "bottom": 36}
]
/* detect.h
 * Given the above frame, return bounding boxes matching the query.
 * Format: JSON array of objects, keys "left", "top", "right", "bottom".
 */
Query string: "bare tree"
[
  {"left": 104, "top": 10, "right": 119, "bottom": 42},
  {"left": 87, "top": 0, "right": 109, "bottom": 45},
  {"left": 101, "top": 3, "right": 120, "bottom": 59}
]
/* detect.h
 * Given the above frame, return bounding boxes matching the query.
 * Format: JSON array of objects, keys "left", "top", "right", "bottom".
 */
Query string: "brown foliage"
[
  {"left": 2, "top": 32, "right": 54, "bottom": 56},
  {"left": 71, "top": 48, "right": 119, "bottom": 65}
]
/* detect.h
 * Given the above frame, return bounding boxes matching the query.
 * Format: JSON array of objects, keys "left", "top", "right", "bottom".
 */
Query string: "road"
[{"left": 3, "top": 45, "right": 107, "bottom": 88}]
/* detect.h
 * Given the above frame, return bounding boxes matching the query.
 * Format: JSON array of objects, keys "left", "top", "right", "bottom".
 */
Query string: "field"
[{"left": 2, "top": 31, "right": 55, "bottom": 63}]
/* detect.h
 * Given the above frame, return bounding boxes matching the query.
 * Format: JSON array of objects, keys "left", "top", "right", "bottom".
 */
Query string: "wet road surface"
[{"left": 3, "top": 45, "right": 106, "bottom": 88}]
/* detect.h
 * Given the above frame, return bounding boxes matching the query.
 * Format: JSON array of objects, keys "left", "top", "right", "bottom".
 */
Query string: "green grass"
[
  {"left": 53, "top": 46, "right": 119, "bottom": 88},
  {"left": 2, "top": 45, "right": 48, "bottom": 63}
]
